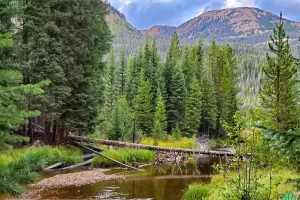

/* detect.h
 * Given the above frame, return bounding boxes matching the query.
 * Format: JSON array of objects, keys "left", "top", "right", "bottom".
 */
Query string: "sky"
[{"left": 108, "top": 0, "right": 300, "bottom": 30}]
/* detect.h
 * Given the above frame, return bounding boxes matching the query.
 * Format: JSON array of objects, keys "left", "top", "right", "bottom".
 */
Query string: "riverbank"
[{"left": 23, "top": 169, "right": 125, "bottom": 199}]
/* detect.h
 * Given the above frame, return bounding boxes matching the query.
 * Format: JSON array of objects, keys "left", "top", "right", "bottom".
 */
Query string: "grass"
[
  {"left": 182, "top": 183, "right": 210, "bottom": 200},
  {"left": 140, "top": 136, "right": 197, "bottom": 149},
  {"left": 182, "top": 168, "right": 300, "bottom": 200},
  {"left": 92, "top": 148, "right": 155, "bottom": 167},
  {"left": 0, "top": 146, "right": 83, "bottom": 196}
]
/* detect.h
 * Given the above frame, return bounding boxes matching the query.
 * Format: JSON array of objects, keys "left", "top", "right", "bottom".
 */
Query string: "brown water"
[{"left": 1, "top": 157, "right": 221, "bottom": 200}]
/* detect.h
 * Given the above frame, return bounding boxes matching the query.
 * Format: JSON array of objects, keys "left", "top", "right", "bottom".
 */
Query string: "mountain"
[
  {"left": 141, "top": 7, "right": 300, "bottom": 44},
  {"left": 106, "top": 5, "right": 140, "bottom": 35},
  {"left": 141, "top": 25, "right": 176, "bottom": 36}
]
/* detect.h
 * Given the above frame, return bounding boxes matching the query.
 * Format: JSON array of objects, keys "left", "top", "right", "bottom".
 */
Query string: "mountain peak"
[{"left": 141, "top": 25, "right": 176, "bottom": 36}]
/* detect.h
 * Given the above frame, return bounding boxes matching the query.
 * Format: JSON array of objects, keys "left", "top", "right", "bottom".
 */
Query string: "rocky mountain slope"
[{"left": 141, "top": 7, "right": 300, "bottom": 43}]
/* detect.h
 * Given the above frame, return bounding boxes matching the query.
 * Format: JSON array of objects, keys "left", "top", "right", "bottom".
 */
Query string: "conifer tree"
[
  {"left": 133, "top": 70, "right": 153, "bottom": 135},
  {"left": 260, "top": 13, "right": 298, "bottom": 130},
  {"left": 194, "top": 38, "right": 204, "bottom": 82},
  {"left": 182, "top": 76, "right": 202, "bottom": 137},
  {"left": 105, "top": 49, "right": 117, "bottom": 112},
  {"left": 181, "top": 46, "right": 194, "bottom": 89},
  {"left": 201, "top": 73, "right": 218, "bottom": 136},
  {"left": 126, "top": 51, "right": 143, "bottom": 104},
  {"left": 117, "top": 47, "right": 127, "bottom": 96},
  {"left": 152, "top": 89, "right": 167, "bottom": 133},
  {"left": 167, "top": 65, "right": 187, "bottom": 132},
  {"left": 0, "top": 34, "right": 48, "bottom": 149},
  {"left": 108, "top": 96, "right": 133, "bottom": 141}
]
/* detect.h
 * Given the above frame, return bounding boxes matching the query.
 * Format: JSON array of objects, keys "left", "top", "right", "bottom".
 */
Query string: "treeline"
[
  {"left": 98, "top": 33, "right": 239, "bottom": 141},
  {"left": 0, "top": 0, "right": 111, "bottom": 148}
]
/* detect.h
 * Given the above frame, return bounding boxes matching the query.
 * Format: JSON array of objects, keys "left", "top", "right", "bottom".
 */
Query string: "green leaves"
[{"left": 282, "top": 191, "right": 296, "bottom": 200}]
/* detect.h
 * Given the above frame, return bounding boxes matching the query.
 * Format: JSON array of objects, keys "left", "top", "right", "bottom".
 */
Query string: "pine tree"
[
  {"left": 117, "top": 47, "right": 127, "bottom": 96},
  {"left": 167, "top": 65, "right": 187, "bottom": 132},
  {"left": 194, "top": 38, "right": 204, "bottom": 82},
  {"left": 182, "top": 76, "right": 202, "bottom": 137},
  {"left": 0, "top": 34, "right": 48, "bottom": 149},
  {"left": 201, "top": 73, "right": 218, "bottom": 136},
  {"left": 108, "top": 96, "right": 133, "bottom": 141},
  {"left": 152, "top": 89, "right": 167, "bottom": 134},
  {"left": 259, "top": 13, "right": 298, "bottom": 130},
  {"left": 133, "top": 70, "right": 153, "bottom": 135},
  {"left": 105, "top": 49, "right": 117, "bottom": 112},
  {"left": 126, "top": 51, "right": 143, "bottom": 104},
  {"left": 181, "top": 46, "right": 194, "bottom": 89}
]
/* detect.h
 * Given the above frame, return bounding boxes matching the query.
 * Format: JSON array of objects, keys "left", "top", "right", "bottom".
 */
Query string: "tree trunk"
[{"left": 44, "top": 121, "right": 52, "bottom": 145}]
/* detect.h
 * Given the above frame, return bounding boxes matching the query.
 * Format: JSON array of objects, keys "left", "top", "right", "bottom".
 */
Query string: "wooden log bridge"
[{"left": 67, "top": 135, "right": 235, "bottom": 156}]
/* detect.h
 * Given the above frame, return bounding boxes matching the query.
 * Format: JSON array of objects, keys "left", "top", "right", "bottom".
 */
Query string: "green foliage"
[
  {"left": 0, "top": 33, "right": 49, "bottom": 149},
  {"left": 140, "top": 137, "right": 197, "bottom": 149},
  {"left": 259, "top": 126, "right": 300, "bottom": 170},
  {"left": 117, "top": 47, "right": 127, "bottom": 96},
  {"left": 182, "top": 76, "right": 202, "bottom": 137},
  {"left": 172, "top": 126, "right": 182, "bottom": 140},
  {"left": 0, "top": 146, "right": 82, "bottom": 195},
  {"left": 92, "top": 148, "right": 155, "bottom": 167},
  {"left": 182, "top": 183, "right": 210, "bottom": 200},
  {"left": 108, "top": 96, "right": 133, "bottom": 141},
  {"left": 167, "top": 65, "right": 187, "bottom": 132},
  {"left": 152, "top": 89, "right": 167, "bottom": 135},
  {"left": 259, "top": 13, "right": 298, "bottom": 131},
  {"left": 133, "top": 70, "right": 153, "bottom": 135},
  {"left": 200, "top": 73, "right": 218, "bottom": 135}
]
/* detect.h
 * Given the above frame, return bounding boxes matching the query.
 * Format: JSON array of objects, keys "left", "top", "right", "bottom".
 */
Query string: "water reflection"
[{"left": 32, "top": 159, "right": 217, "bottom": 200}]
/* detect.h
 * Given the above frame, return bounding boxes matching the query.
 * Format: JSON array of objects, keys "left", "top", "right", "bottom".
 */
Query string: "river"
[{"left": 1, "top": 157, "right": 221, "bottom": 200}]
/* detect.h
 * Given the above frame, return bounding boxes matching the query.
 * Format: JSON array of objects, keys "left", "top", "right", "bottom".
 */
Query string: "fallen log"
[
  {"left": 68, "top": 139, "right": 143, "bottom": 171},
  {"left": 81, "top": 153, "right": 97, "bottom": 160},
  {"left": 60, "top": 158, "right": 95, "bottom": 170},
  {"left": 44, "top": 162, "right": 63, "bottom": 171},
  {"left": 68, "top": 135, "right": 235, "bottom": 156}
]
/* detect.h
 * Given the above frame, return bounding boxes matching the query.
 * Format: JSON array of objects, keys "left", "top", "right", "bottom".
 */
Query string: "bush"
[
  {"left": 182, "top": 183, "right": 210, "bottom": 200},
  {"left": 92, "top": 148, "right": 155, "bottom": 167},
  {"left": 0, "top": 146, "right": 83, "bottom": 196}
]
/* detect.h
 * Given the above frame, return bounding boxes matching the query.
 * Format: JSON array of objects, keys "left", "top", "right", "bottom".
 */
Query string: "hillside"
[
  {"left": 141, "top": 7, "right": 300, "bottom": 44},
  {"left": 106, "top": 5, "right": 140, "bottom": 35}
]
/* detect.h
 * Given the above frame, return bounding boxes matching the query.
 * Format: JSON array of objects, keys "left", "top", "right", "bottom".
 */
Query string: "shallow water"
[{"left": 1, "top": 157, "right": 222, "bottom": 200}]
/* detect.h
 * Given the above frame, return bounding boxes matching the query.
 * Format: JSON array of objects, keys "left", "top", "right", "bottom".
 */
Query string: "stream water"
[{"left": 1, "top": 157, "right": 221, "bottom": 200}]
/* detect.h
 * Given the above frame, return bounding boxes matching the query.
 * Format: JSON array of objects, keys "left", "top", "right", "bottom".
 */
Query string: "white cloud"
[{"left": 224, "top": 0, "right": 257, "bottom": 8}]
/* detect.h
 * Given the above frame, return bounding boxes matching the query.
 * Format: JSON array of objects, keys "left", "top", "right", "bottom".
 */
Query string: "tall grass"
[
  {"left": 140, "top": 136, "right": 197, "bottom": 149},
  {"left": 92, "top": 148, "right": 155, "bottom": 167},
  {"left": 0, "top": 146, "right": 83, "bottom": 196},
  {"left": 182, "top": 183, "right": 210, "bottom": 200}
]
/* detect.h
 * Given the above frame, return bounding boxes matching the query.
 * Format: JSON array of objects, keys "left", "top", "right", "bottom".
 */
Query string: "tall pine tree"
[
  {"left": 259, "top": 13, "right": 298, "bottom": 130},
  {"left": 133, "top": 70, "right": 153, "bottom": 135},
  {"left": 182, "top": 76, "right": 202, "bottom": 137}
]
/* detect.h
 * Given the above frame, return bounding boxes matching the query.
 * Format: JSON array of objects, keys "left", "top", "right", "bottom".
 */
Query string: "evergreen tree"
[
  {"left": 259, "top": 13, "right": 298, "bottom": 130},
  {"left": 108, "top": 96, "right": 133, "bottom": 141},
  {"left": 182, "top": 76, "right": 202, "bottom": 137},
  {"left": 126, "top": 51, "right": 143, "bottom": 104},
  {"left": 152, "top": 119, "right": 163, "bottom": 141},
  {"left": 105, "top": 49, "right": 117, "bottom": 112},
  {"left": 201, "top": 73, "right": 218, "bottom": 136},
  {"left": 194, "top": 38, "right": 204, "bottom": 82},
  {"left": 133, "top": 70, "right": 153, "bottom": 135},
  {"left": 152, "top": 89, "right": 167, "bottom": 133},
  {"left": 117, "top": 47, "right": 127, "bottom": 96},
  {"left": 0, "top": 34, "right": 48, "bottom": 149},
  {"left": 167, "top": 65, "right": 187, "bottom": 133},
  {"left": 181, "top": 46, "right": 194, "bottom": 89}
]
